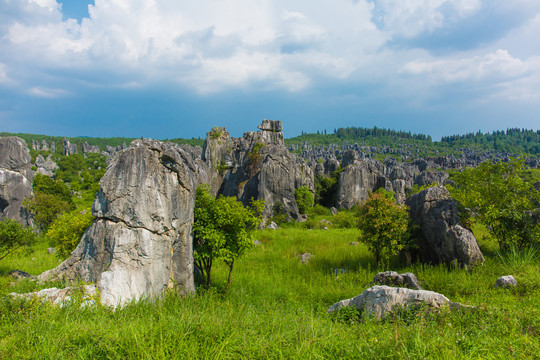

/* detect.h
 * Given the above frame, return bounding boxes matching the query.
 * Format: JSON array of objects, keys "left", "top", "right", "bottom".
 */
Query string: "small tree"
[
  {"left": 448, "top": 158, "right": 540, "bottom": 251},
  {"left": 0, "top": 218, "right": 37, "bottom": 261},
  {"left": 295, "top": 186, "right": 314, "bottom": 214},
  {"left": 193, "top": 185, "right": 264, "bottom": 291},
  {"left": 46, "top": 208, "right": 95, "bottom": 259},
  {"left": 357, "top": 189, "right": 412, "bottom": 268}
]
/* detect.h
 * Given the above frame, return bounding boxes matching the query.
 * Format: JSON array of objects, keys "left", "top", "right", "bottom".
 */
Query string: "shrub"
[
  {"left": 46, "top": 209, "right": 95, "bottom": 259},
  {"left": 294, "top": 186, "right": 314, "bottom": 214},
  {"left": 0, "top": 218, "right": 37, "bottom": 261},
  {"left": 357, "top": 189, "right": 413, "bottom": 268}
]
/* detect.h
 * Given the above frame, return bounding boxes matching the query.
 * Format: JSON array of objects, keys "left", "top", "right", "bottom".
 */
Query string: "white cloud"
[
  {"left": 0, "top": 63, "right": 8, "bottom": 83},
  {"left": 371, "top": 0, "right": 482, "bottom": 38},
  {"left": 402, "top": 50, "right": 540, "bottom": 100},
  {"left": 28, "top": 86, "right": 69, "bottom": 98},
  {"left": 0, "top": 0, "right": 539, "bottom": 103}
]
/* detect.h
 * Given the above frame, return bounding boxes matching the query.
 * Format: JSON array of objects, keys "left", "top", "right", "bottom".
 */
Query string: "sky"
[{"left": 1, "top": 0, "right": 540, "bottom": 141}]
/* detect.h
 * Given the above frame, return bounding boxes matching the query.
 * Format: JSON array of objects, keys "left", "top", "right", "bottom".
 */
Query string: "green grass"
[{"left": 0, "top": 226, "right": 539, "bottom": 359}]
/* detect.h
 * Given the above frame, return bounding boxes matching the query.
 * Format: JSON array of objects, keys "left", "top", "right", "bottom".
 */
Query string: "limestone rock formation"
[
  {"left": 63, "top": 138, "right": 78, "bottom": 155},
  {"left": 39, "top": 139, "right": 210, "bottom": 307},
  {"left": 203, "top": 120, "right": 309, "bottom": 221},
  {"left": 328, "top": 285, "right": 473, "bottom": 320},
  {"left": 0, "top": 137, "right": 34, "bottom": 225},
  {"left": 336, "top": 158, "right": 381, "bottom": 209},
  {"left": 82, "top": 141, "right": 100, "bottom": 155},
  {"left": 406, "top": 186, "right": 484, "bottom": 267},
  {"left": 373, "top": 271, "right": 422, "bottom": 290},
  {"left": 11, "top": 285, "right": 97, "bottom": 307},
  {"left": 35, "top": 154, "right": 58, "bottom": 177}
]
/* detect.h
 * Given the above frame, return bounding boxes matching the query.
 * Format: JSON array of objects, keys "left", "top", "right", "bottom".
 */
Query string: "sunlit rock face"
[
  {"left": 40, "top": 139, "right": 210, "bottom": 307},
  {"left": 406, "top": 185, "right": 484, "bottom": 267},
  {"left": 0, "top": 136, "right": 34, "bottom": 226}
]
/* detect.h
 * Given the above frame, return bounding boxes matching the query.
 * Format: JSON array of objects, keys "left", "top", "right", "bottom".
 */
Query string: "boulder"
[
  {"left": 373, "top": 271, "right": 422, "bottom": 290},
  {"left": 406, "top": 186, "right": 484, "bottom": 267},
  {"left": 336, "top": 159, "right": 380, "bottom": 209},
  {"left": 257, "top": 119, "right": 283, "bottom": 132},
  {"left": 7, "top": 269, "right": 35, "bottom": 280},
  {"left": 39, "top": 139, "right": 210, "bottom": 307},
  {"left": 495, "top": 275, "right": 517, "bottom": 289},
  {"left": 328, "top": 285, "right": 474, "bottom": 320},
  {"left": 0, "top": 137, "right": 34, "bottom": 225},
  {"left": 10, "top": 285, "right": 97, "bottom": 307}
]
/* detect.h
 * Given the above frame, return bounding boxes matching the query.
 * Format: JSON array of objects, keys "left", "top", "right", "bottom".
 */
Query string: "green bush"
[
  {"left": 294, "top": 186, "right": 314, "bottom": 214},
  {"left": 46, "top": 209, "right": 95, "bottom": 259},
  {"left": 0, "top": 218, "right": 36, "bottom": 262},
  {"left": 357, "top": 189, "right": 414, "bottom": 268}
]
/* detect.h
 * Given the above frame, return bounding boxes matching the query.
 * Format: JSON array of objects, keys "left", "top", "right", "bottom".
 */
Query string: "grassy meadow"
[{"left": 0, "top": 220, "right": 539, "bottom": 359}]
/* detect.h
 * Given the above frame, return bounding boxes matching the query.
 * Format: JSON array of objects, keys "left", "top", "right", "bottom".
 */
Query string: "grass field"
[{"left": 0, "top": 223, "right": 539, "bottom": 359}]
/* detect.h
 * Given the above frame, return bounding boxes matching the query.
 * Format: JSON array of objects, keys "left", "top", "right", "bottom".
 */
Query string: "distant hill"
[{"left": 286, "top": 127, "right": 540, "bottom": 157}]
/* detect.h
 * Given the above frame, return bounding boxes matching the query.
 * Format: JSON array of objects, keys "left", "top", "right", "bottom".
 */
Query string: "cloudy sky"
[{"left": 1, "top": 0, "right": 539, "bottom": 140}]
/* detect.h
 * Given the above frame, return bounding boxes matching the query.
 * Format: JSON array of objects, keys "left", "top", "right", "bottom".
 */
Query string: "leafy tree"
[
  {"left": 23, "top": 193, "right": 73, "bottom": 231},
  {"left": 448, "top": 158, "right": 540, "bottom": 251},
  {"left": 357, "top": 189, "right": 413, "bottom": 268},
  {"left": 32, "top": 173, "right": 72, "bottom": 204},
  {"left": 0, "top": 218, "right": 37, "bottom": 261},
  {"left": 46, "top": 209, "right": 95, "bottom": 259},
  {"left": 294, "top": 186, "right": 314, "bottom": 214},
  {"left": 193, "top": 185, "right": 264, "bottom": 291}
]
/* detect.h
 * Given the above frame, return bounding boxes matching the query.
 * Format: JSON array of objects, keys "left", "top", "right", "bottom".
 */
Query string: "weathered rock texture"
[
  {"left": 373, "top": 271, "right": 422, "bottom": 290},
  {"left": 0, "top": 137, "right": 34, "bottom": 225},
  {"left": 328, "top": 285, "right": 473, "bottom": 320},
  {"left": 63, "top": 138, "right": 78, "bottom": 155},
  {"left": 39, "top": 139, "right": 210, "bottom": 306},
  {"left": 35, "top": 154, "right": 58, "bottom": 177},
  {"left": 495, "top": 275, "right": 517, "bottom": 289},
  {"left": 406, "top": 186, "right": 484, "bottom": 267},
  {"left": 11, "top": 285, "right": 97, "bottom": 307},
  {"left": 203, "top": 120, "right": 312, "bottom": 220}
]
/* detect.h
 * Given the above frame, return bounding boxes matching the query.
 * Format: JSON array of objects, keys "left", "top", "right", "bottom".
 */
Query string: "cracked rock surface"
[{"left": 39, "top": 139, "right": 210, "bottom": 307}]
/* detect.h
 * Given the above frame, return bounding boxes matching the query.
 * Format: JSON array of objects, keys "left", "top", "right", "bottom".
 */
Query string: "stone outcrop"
[
  {"left": 203, "top": 120, "right": 310, "bottom": 220},
  {"left": 0, "top": 137, "right": 34, "bottom": 225},
  {"left": 373, "top": 271, "right": 422, "bottom": 290},
  {"left": 11, "top": 285, "right": 97, "bottom": 307},
  {"left": 37, "top": 121, "right": 317, "bottom": 307},
  {"left": 82, "top": 141, "right": 100, "bottom": 155},
  {"left": 35, "top": 154, "right": 58, "bottom": 177},
  {"left": 406, "top": 186, "right": 484, "bottom": 267},
  {"left": 495, "top": 275, "right": 517, "bottom": 289},
  {"left": 39, "top": 139, "right": 210, "bottom": 307},
  {"left": 63, "top": 138, "right": 78, "bottom": 155},
  {"left": 328, "top": 285, "right": 474, "bottom": 320}
]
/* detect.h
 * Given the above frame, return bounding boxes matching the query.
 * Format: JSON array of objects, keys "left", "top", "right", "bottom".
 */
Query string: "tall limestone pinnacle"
[{"left": 39, "top": 120, "right": 313, "bottom": 307}]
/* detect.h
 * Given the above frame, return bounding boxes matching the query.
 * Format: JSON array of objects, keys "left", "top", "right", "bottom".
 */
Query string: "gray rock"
[
  {"left": 257, "top": 119, "right": 283, "bottom": 132},
  {"left": 328, "top": 285, "right": 474, "bottom": 320},
  {"left": 35, "top": 154, "right": 58, "bottom": 177},
  {"left": 0, "top": 137, "right": 34, "bottom": 225},
  {"left": 253, "top": 239, "right": 262, "bottom": 246},
  {"left": 7, "top": 269, "right": 35, "bottom": 280},
  {"left": 10, "top": 285, "right": 97, "bottom": 307},
  {"left": 300, "top": 253, "right": 312, "bottom": 264},
  {"left": 320, "top": 219, "right": 332, "bottom": 225},
  {"left": 39, "top": 139, "right": 210, "bottom": 307},
  {"left": 406, "top": 186, "right": 484, "bottom": 267},
  {"left": 63, "top": 138, "right": 78, "bottom": 156},
  {"left": 373, "top": 271, "right": 421, "bottom": 290},
  {"left": 47, "top": 247, "right": 56, "bottom": 254},
  {"left": 495, "top": 275, "right": 517, "bottom": 289},
  {"left": 266, "top": 221, "right": 279, "bottom": 230},
  {"left": 330, "top": 207, "right": 338, "bottom": 216},
  {"left": 204, "top": 120, "right": 302, "bottom": 221}
]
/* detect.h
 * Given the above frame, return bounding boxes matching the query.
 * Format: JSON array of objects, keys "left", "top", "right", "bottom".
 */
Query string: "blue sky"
[{"left": 1, "top": 0, "right": 540, "bottom": 140}]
